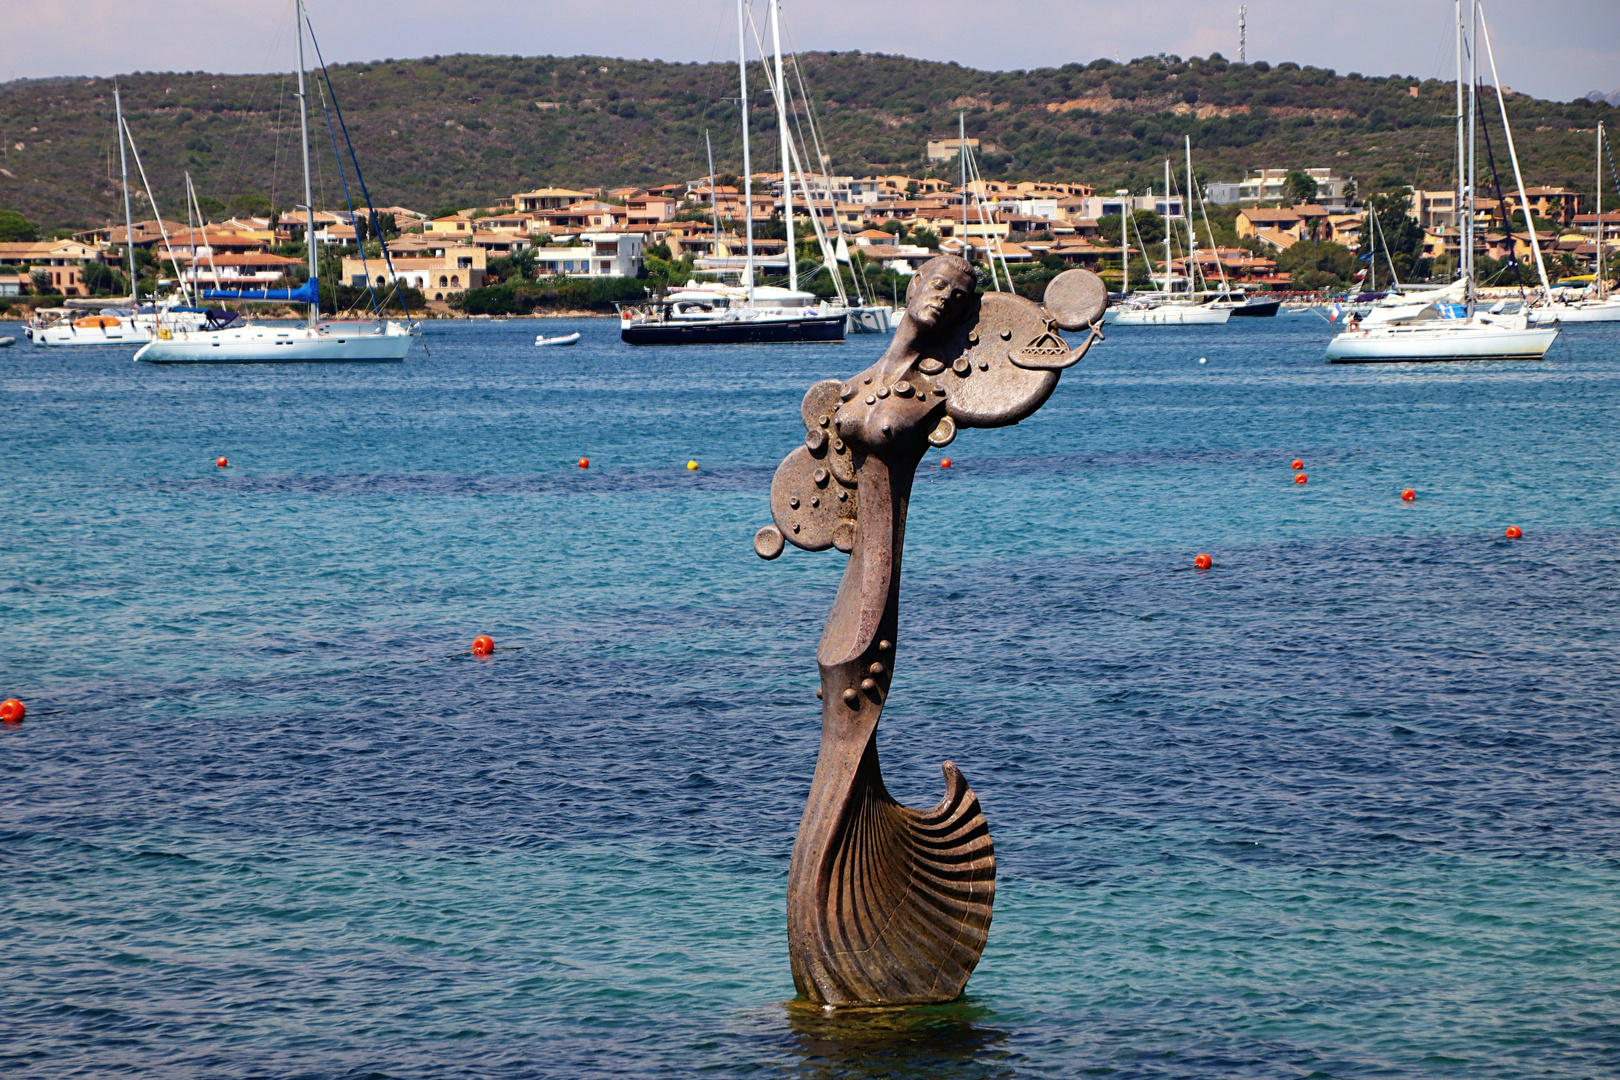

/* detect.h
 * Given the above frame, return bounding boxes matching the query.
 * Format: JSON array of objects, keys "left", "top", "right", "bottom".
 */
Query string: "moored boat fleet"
[{"left": 7, "top": 0, "right": 1611, "bottom": 367}]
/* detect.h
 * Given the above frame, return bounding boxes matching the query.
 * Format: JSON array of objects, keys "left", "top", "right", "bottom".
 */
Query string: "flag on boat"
[{"left": 1330, "top": 302, "right": 1343, "bottom": 322}]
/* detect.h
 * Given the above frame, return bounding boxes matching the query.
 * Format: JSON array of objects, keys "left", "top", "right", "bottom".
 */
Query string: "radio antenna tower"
[{"left": 1239, "top": 5, "right": 1247, "bottom": 63}]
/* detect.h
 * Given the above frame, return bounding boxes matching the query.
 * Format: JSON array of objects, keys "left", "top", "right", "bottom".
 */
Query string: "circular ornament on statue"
[
  {"left": 771, "top": 445, "right": 860, "bottom": 552},
  {"left": 826, "top": 432, "right": 858, "bottom": 485},
  {"left": 1042, "top": 269, "right": 1108, "bottom": 331},
  {"left": 942, "top": 292, "right": 1060, "bottom": 429},
  {"left": 801, "top": 379, "right": 845, "bottom": 434},
  {"left": 754, "top": 524, "right": 786, "bottom": 560}
]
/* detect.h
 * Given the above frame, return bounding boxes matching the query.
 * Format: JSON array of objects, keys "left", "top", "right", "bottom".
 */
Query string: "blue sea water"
[{"left": 3, "top": 315, "right": 1620, "bottom": 1078}]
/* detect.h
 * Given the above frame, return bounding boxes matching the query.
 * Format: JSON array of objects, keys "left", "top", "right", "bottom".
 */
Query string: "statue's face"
[{"left": 908, "top": 266, "right": 973, "bottom": 332}]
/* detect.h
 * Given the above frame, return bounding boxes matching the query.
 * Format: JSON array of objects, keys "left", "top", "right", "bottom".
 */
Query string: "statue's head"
[{"left": 905, "top": 255, "right": 975, "bottom": 334}]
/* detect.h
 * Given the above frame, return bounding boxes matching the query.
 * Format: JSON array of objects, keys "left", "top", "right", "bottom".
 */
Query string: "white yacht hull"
[
  {"left": 1527, "top": 300, "right": 1620, "bottom": 324},
  {"left": 1110, "top": 304, "right": 1232, "bottom": 325},
  {"left": 29, "top": 310, "right": 210, "bottom": 347},
  {"left": 1326, "top": 320, "right": 1558, "bottom": 362},
  {"left": 134, "top": 322, "right": 415, "bottom": 364},
  {"left": 845, "top": 305, "right": 897, "bottom": 334},
  {"left": 32, "top": 321, "right": 152, "bottom": 346}
]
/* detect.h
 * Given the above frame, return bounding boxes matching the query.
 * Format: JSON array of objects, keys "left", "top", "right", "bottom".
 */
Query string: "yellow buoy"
[{"left": 687, "top": 460, "right": 699, "bottom": 471}]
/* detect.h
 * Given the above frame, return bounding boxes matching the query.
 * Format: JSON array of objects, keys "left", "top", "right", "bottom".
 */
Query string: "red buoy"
[
  {"left": 1193, "top": 553, "right": 1213, "bottom": 570},
  {"left": 1505, "top": 525, "right": 1523, "bottom": 539},
  {"left": 1294, "top": 473, "right": 1308, "bottom": 485},
  {"left": 1291, "top": 459, "right": 1303, "bottom": 470},
  {"left": 472, "top": 635, "right": 495, "bottom": 656},
  {"left": 940, "top": 458, "right": 952, "bottom": 468},
  {"left": 1401, "top": 489, "right": 1416, "bottom": 501},
  {"left": 578, "top": 457, "right": 589, "bottom": 469},
  {"left": 216, "top": 456, "right": 228, "bottom": 468},
  {"left": 0, "top": 698, "right": 24, "bottom": 723}
]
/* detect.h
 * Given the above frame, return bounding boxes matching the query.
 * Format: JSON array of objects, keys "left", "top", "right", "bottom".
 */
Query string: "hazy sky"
[{"left": 4, "top": 1, "right": 1615, "bottom": 103}]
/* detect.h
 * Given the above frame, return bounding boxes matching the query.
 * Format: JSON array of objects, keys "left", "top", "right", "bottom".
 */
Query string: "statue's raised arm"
[{"left": 754, "top": 258, "right": 1108, "bottom": 1006}]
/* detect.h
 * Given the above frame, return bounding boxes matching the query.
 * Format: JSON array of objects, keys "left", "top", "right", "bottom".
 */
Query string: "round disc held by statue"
[
  {"left": 754, "top": 524, "right": 786, "bottom": 560},
  {"left": 1042, "top": 269, "right": 1108, "bottom": 331},
  {"left": 942, "top": 292, "right": 1060, "bottom": 429},
  {"left": 771, "top": 444, "right": 859, "bottom": 552}
]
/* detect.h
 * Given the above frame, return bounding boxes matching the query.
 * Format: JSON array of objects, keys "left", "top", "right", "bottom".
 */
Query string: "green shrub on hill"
[
  {"left": 1, "top": 52, "right": 1612, "bottom": 231},
  {"left": 454, "top": 275, "right": 646, "bottom": 314}
]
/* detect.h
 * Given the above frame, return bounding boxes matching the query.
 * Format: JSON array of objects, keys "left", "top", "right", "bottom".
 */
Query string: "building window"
[
  {"left": 450, "top": 275, "right": 459, "bottom": 286},
  {"left": 439, "top": 275, "right": 448, "bottom": 287}
]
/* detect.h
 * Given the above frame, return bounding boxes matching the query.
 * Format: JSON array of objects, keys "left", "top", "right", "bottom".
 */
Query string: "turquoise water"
[{"left": 3, "top": 317, "right": 1619, "bottom": 1077}]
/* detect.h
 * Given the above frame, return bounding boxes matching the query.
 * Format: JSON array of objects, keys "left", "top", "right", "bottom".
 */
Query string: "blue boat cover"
[{"left": 202, "top": 279, "right": 319, "bottom": 303}]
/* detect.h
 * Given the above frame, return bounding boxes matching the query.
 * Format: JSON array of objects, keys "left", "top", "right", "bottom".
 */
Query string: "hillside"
[{"left": 1, "top": 51, "right": 1615, "bottom": 231}]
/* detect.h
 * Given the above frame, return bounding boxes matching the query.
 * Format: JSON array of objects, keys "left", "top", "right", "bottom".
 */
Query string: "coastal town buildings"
[
  {"left": 15, "top": 140, "right": 1613, "bottom": 305},
  {"left": 0, "top": 240, "right": 101, "bottom": 295}
]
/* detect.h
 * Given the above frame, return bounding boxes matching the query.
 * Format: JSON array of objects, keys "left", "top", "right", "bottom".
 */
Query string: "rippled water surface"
[{"left": 4, "top": 316, "right": 1620, "bottom": 1078}]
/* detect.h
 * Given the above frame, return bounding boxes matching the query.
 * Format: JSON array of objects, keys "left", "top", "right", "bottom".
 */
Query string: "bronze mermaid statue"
[{"left": 754, "top": 256, "right": 1108, "bottom": 1006}]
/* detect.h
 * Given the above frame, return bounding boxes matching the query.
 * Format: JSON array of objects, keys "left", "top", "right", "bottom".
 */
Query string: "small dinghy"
[
  {"left": 0, "top": 335, "right": 15, "bottom": 348},
  {"left": 534, "top": 331, "right": 580, "bottom": 347}
]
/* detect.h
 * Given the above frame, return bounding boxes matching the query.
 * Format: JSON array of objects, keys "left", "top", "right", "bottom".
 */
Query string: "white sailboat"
[
  {"left": 1529, "top": 121, "right": 1620, "bottom": 324},
  {"left": 1111, "top": 157, "right": 1231, "bottom": 325},
  {"left": 135, "top": 0, "right": 415, "bottom": 364},
  {"left": 31, "top": 87, "right": 211, "bottom": 347},
  {"left": 1327, "top": 1, "right": 1556, "bottom": 363}
]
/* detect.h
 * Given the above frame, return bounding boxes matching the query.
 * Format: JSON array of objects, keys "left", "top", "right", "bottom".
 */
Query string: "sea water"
[{"left": 2, "top": 316, "right": 1619, "bottom": 1078}]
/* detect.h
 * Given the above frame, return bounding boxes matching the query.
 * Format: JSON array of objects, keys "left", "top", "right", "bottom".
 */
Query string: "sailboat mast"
[
  {"left": 770, "top": 0, "right": 795, "bottom": 293},
  {"left": 1163, "top": 160, "right": 1171, "bottom": 294},
  {"left": 1599, "top": 124, "right": 1606, "bottom": 300},
  {"left": 959, "top": 112, "right": 967, "bottom": 248},
  {"left": 1455, "top": 0, "right": 1466, "bottom": 248},
  {"left": 1185, "top": 136, "right": 1196, "bottom": 295},
  {"left": 295, "top": 0, "right": 318, "bottom": 328},
  {"left": 736, "top": 0, "right": 755, "bottom": 310},
  {"left": 114, "top": 86, "right": 137, "bottom": 305},
  {"left": 705, "top": 131, "right": 720, "bottom": 260},
  {"left": 1465, "top": 0, "right": 1477, "bottom": 309}
]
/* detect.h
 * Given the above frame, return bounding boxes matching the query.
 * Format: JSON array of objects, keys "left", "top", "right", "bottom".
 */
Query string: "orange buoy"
[
  {"left": 578, "top": 457, "right": 589, "bottom": 469},
  {"left": 216, "top": 456, "right": 228, "bottom": 468},
  {"left": 472, "top": 635, "right": 495, "bottom": 656},
  {"left": 1401, "top": 489, "right": 1416, "bottom": 501},
  {"left": 0, "top": 698, "right": 24, "bottom": 723},
  {"left": 1291, "top": 459, "right": 1303, "bottom": 470},
  {"left": 940, "top": 458, "right": 952, "bottom": 468},
  {"left": 1193, "top": 553, "right": 1213, "bottom": 570},
  {"left": 1294, "top": 473, "right": 1308, "bottom": 485},
  {"left": 1505, "top": 525, "right": 1523, "bottom": 539}
]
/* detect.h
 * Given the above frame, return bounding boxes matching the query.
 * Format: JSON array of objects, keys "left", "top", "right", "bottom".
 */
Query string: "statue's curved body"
[{"left": 755, "top": 259, "right": 1107, "bottom": 1006}]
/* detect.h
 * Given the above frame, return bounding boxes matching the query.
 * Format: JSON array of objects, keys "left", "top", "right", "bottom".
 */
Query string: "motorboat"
[
  {"left": 844, "top": 304, "right": 898, "bottom": 333},
  {"left": 617, "top": 300, "right": 845, "bottom": 344},
  {"left": 534, "top": 331, "right": 581, "bottom": 346},
  {"left": 29, "top": 303, "right": 211, "bottom": 347},
  {"left": 1110, "top": 299, "right": 1232, "bottom": 325},
  {"left": 1209, "top": 294, "right": 1280, "bottom": 317}
]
